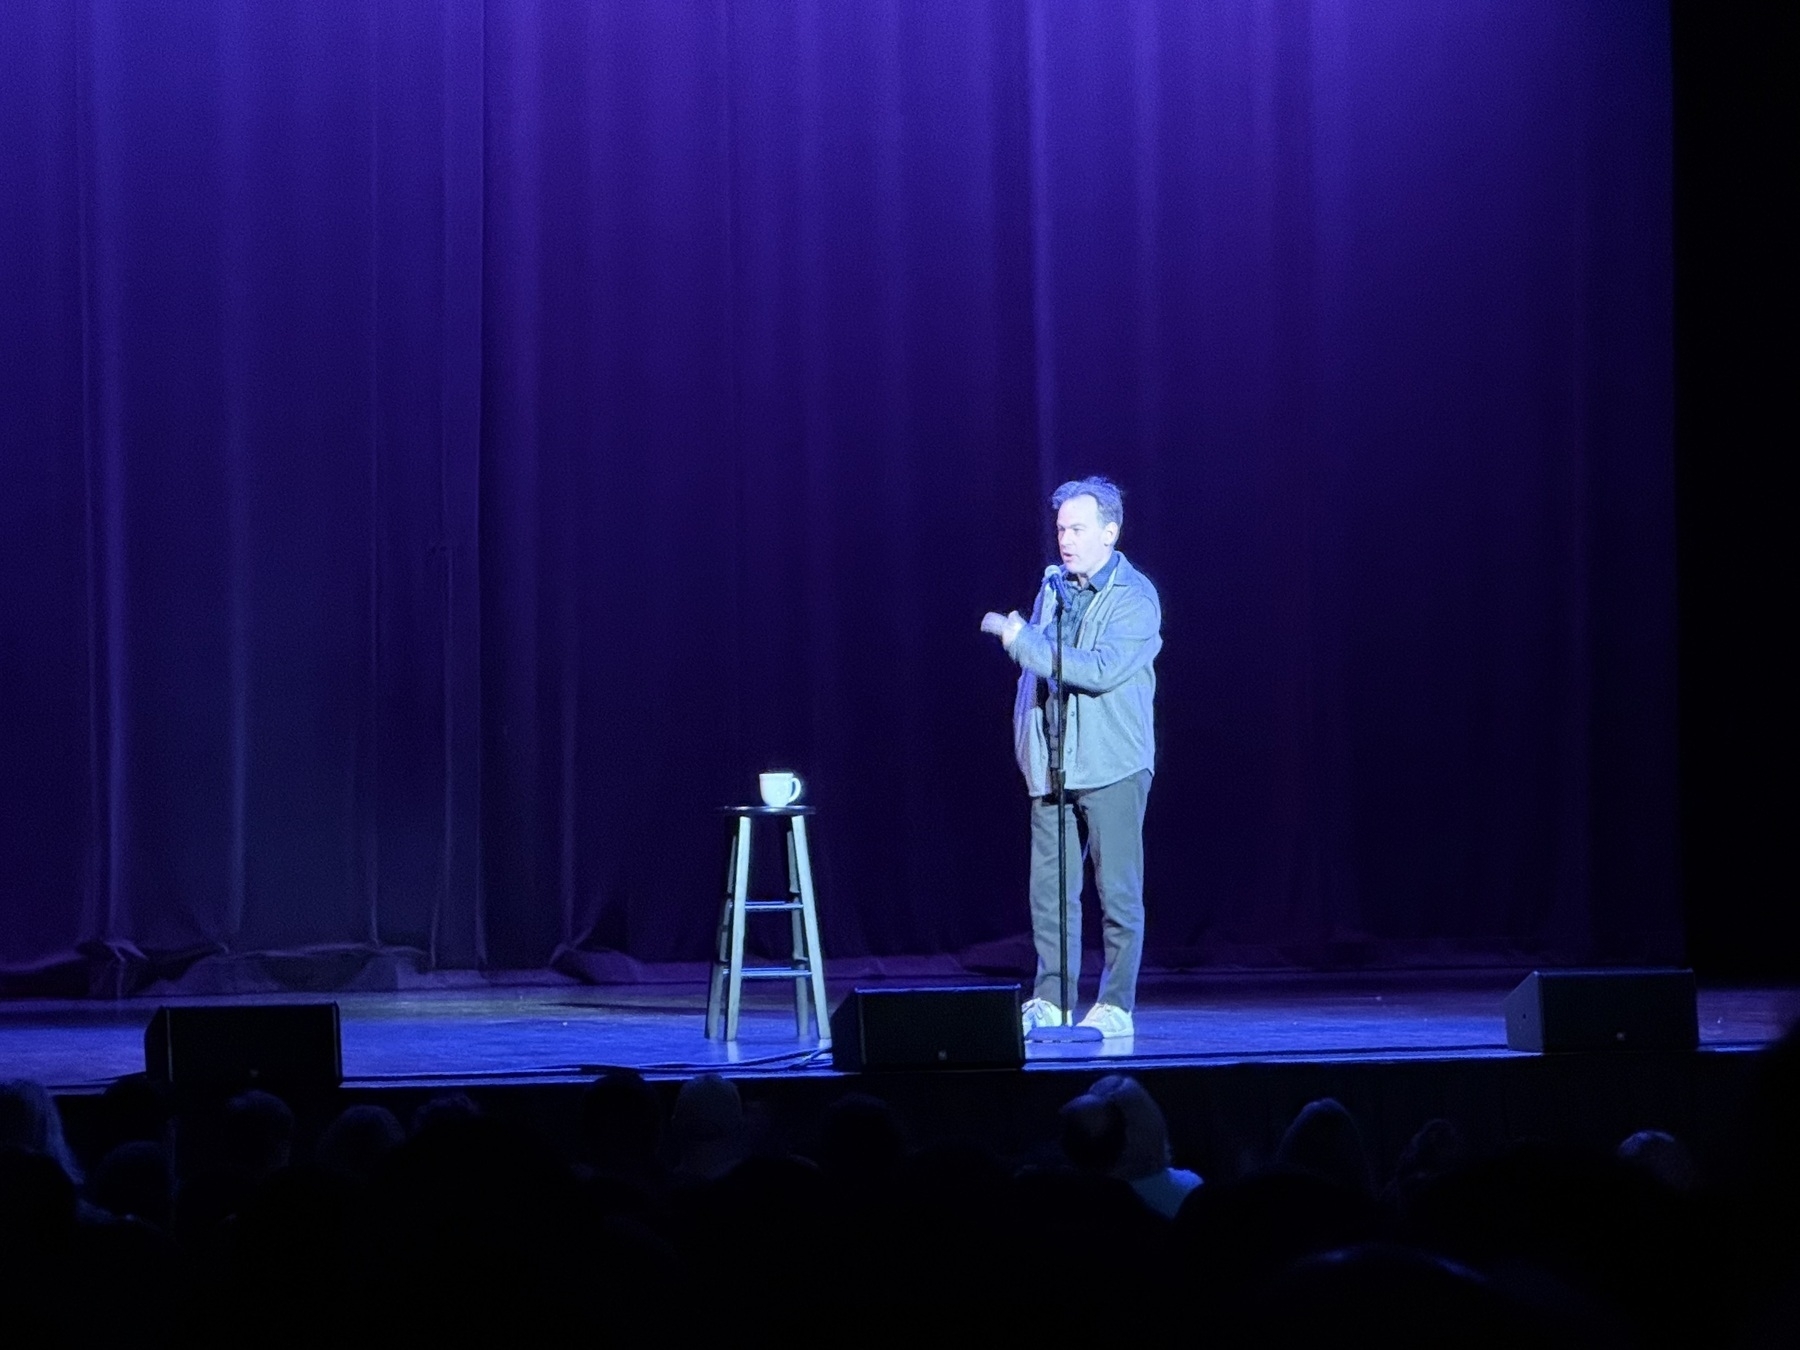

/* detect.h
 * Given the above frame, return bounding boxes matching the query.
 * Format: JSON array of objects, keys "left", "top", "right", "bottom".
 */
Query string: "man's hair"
[{"left": 1051, "top": 476, "right": 1124, "bottom": 531}]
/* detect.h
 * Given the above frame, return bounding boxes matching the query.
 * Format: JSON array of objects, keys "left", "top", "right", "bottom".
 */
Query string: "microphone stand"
[{"left": 1028, "top": 573, "right": 1102, "bottom": 1044}]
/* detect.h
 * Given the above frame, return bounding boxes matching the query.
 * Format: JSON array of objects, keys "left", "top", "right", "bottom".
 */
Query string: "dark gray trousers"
[{"left": 1028, "top": 769, "right": 1150, "bottom": 1012}]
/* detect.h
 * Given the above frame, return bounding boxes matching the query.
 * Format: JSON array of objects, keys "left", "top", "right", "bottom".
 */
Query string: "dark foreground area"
[{"left": 7, "top": 1015, "right": 1800, "bottom": 1348}]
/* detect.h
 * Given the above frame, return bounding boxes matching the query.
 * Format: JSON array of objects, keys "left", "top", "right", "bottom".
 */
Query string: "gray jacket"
[{"left": 1008, "top": 553, "right": 1161, "bottom": 797}]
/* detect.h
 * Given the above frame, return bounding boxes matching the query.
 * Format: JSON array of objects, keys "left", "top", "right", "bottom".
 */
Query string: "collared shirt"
[
  {"left": 1060, "top": 550, "right": 1120, "bottom": 637},
  {"left": 1042, "top": 550, "right": 1120, "bottom": 750}
]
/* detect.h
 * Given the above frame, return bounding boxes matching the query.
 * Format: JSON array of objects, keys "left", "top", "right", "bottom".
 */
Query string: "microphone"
[{"left": 1045, "top": 567, "right": 1074, "bottom": 610}]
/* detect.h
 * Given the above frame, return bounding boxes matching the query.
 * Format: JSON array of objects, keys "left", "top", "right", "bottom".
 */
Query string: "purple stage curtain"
[{"left": 0, "top": 1, "right": 1675, "bottom": 994}]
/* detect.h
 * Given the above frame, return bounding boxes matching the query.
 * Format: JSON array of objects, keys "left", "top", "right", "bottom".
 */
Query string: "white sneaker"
[
  {"left": 1079, "top": 1003, "right": 1135, "bottom": 1038},
  {"left": 1021, "top": 998, "right": 1066, "bottom": 1034}
]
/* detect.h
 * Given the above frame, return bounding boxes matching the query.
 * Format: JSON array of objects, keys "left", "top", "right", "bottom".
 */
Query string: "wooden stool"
[{"left": 706, "top": 805, "right": 830, "bottom": 1045}]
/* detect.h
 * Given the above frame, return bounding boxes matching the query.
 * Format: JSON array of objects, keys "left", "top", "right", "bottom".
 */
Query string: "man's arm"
[
  {"left": 980, "top": 575, "right": 1053, "bottom": 652},
  {"left": 1007, "top": 586, "right": 1161, "bottom": 694}
]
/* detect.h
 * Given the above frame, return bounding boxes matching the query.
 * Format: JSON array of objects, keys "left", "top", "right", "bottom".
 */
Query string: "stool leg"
[
  {"left": 787, "top": 828, "right": 809, "bottom": 1037},
  {"left": 725, "top": 814, "right": 752, "bottom": 1040},
  {"left": 706, "top": 827, "right": 739, "bottom": 1039},
  {"left": 791, "top": 815, "right": 830, "bottom": 1047}
]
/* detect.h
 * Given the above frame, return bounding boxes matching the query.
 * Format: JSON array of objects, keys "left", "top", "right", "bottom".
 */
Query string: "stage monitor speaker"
[
  {"left": 1503, "top": 969, "right": 1697, "bottom": 1053},
  {"left": 830, "top": 985, "right": 1024, "bottom": 1072},
  {"left": 145, "top": 1003, "right": 344, "bottom": 1090}
]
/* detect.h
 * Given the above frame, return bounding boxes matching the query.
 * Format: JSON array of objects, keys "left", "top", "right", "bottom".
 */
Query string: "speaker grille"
[
  {"left": 145, "top": 1003, "right": 344, "bottom": 1089},
  {"left": 830, "top": 986, "right": 1024, "bottom": 1071}
]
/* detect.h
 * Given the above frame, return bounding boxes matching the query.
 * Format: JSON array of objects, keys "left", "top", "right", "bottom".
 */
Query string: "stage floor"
[{"left": 4, "top": 971, "right": 1792, "bottom": 1091}]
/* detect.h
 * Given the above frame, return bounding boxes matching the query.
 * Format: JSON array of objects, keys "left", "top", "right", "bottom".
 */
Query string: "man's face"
[{"left": 1056, "top": 495, "right": 1119, "bottom": 580}]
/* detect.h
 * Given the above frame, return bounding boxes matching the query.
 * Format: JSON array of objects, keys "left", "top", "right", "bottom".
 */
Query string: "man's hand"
[{"left": 980, "top": 610, "right": 1026, "bottom": 649}]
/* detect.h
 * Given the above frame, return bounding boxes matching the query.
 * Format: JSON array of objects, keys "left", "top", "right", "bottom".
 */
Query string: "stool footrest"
[
  {"left": 734, "top": 965, "right": 816, "bottom": 980},
  {"left": 739, "top": 899, "right": 805, "bottom": 912}
]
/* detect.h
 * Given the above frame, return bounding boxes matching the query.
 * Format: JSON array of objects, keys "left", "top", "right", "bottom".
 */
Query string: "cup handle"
[{"left": 785, "top": 777, "right": 803, "bottom": 805}]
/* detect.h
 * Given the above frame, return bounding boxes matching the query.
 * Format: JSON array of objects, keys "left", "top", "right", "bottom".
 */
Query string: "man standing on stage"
[{"left": 981, "top": 477, "right": 1162, "bottom": 1038}]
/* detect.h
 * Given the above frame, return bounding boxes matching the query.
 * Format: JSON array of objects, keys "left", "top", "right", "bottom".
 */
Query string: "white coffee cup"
[{"left": 759, "top": 771, "right": 803, "bottom": 808}]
